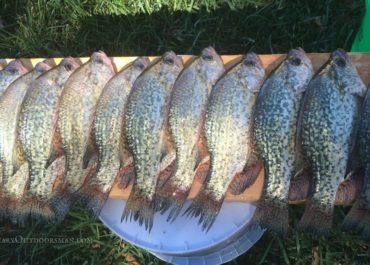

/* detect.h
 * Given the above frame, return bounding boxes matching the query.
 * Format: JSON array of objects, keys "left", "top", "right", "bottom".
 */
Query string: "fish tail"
[
  {"left": 184, "top": 190, "right": 223, "bottom": 232},
  {"left": 0, "top": 196, "right": 10, "bottom": 221},
  {"left": 121, "top": 188, "right": 154, "bottom": 232},
  {"left": 342, "top": 198, "right": 370, "bottom": 238},
  {"left": 48, "top": 191, "right": 73, "bottom": 223},
  {"left": 155, "top": 180, "right": 189, "bottom": 222},
  {"left": 74, "top": 182, "right": 109, "bottom": 218},
  {"left": 2, "top": 197, "right": 30, "bottom": 225},
  {"left": 250, "top": 198, "right": 289, "bottom": 236},
  {"left": 297, "top": 200, "right": 333, "bottom": 237},
  {"left": 27, "top": 196, "right": 56, "bottom": 223}
]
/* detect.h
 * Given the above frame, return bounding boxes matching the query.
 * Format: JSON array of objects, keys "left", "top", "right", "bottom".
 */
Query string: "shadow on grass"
[{"left": 0, "top": 0, "right": 364, "bottom": 57}]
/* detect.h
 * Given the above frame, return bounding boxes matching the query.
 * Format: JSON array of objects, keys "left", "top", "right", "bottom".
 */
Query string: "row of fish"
[{"left": 0, "top": 48, "right": 369, "bottom": 239}]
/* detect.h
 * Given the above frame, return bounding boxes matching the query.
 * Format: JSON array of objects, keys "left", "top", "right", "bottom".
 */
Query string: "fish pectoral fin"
[
  {"left": 335, "top": 170, "right": 363, "bottom": 205},
  {"left": 83, "top": 144, "right": 96, "bottom": 169},
  {"left": 229, "top": 160, "right": 263, "bottom": 195},
  {"left": 194, "top": 155, "right": 210, "bottom": 184},
  {"left": 288, "top": 173, "right": 312, "bottom": 203}
]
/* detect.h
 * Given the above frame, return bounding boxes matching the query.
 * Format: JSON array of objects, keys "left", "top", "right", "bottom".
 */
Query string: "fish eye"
[
  {"left": 335, "top": 58, "right": 346, "bottom": 68},
  {"left": 290, "top": 57, "right": 301, "bottom": 66},
  {"left": 64, "top": 63, "right": 73, "bottom": 71},
  {"left": 202, "top": 54, "right": 214, "bottom": 61},
  {"left": 135, "top": 63, "right": 145, "bottom": 70},
  {"left": 244, "top": 59, "right": 255, "bottom": 66},
  {"left": 164, "top": 57, "right": 174, "bottom": 65}
]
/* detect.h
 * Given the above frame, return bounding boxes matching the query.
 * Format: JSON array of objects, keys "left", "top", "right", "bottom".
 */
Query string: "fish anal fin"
[{"left": 229, "top": 159, "right": 263, "bottom": 195}]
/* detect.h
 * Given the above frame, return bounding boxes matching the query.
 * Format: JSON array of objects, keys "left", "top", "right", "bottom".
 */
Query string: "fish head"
[
  {"left": 158, "top": 51, "right": 183, "bottom": 83},
  {"left": 329, "top": 48, "right": 366, "bottom": 97},
  {"left": 197, "top": 46, "right": 225, "bottom": 85},
  {"left": 90, "top": 51, "right": 116, "bottom": 78},
  {"left": 5, "top": 60, "right": 28, "bottom": 75},
  {"left": 281, "top": 48, "right": 314, "bottom": 93},
  {"left": 33, "top": 60, "right": 53, "bottom": 79},
  {"left": 57, "top": 57, "right": 81, "bottom": 85},
  {"left": 239, "top": 52, "right": 265, "bottom": 93}
]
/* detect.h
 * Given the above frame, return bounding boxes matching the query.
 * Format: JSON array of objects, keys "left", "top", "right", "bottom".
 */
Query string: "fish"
[
  {"left": 79, "top": 57, "right": 150, "bottom": 217},
  {"left": 0, "top": 60, "right": 53, "bottom": 221},
  {"left": 155, "top": 47, "right": 225, "bottom": 221},
  {"left": 342, "top": 86, "right": 370, "bottom": 238},
  {"left": 56, "top": 51, "right": 115, "bottom": 212},
  {"left": 251, "top": 48, "right": 314, "bottom": 236},
  {"left": 0, "top": 60, "right": 29, "bottom": 97},
  {"left": 18, "top": 58, "right": 81, "bottom": 220},
  {"left": 122, "top": 51, "right": 183, "bottom": 231},
  {"left": 297, "top": 49, "right": 366, "bottom": 237},
  {"left": 184, "top": 52, "right": 265, "bottom": 232}
]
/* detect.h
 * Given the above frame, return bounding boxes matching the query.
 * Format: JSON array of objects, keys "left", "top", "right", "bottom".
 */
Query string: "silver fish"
[
  {"left": 297, "top": 49, "right": 366, "bottom": 237},
  {"left": 185, "top": 52, "right": 265, "bottom": 232},
  {"left": 79, "top": 57, "right": 150, "bottom": 217},
  {"left": 252, "top": 48, "right": 313, "bottom": 236},
  {"left": 156, "top": 47, "right": 225, "bottom": 221},
  {"left": 122, "top": 51, "right": 183, "bottom": 231}
]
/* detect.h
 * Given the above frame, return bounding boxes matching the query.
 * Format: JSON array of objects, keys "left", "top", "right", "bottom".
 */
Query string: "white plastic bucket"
[{"left": 99, "top": 198, "right": 264, "bottom": 264}]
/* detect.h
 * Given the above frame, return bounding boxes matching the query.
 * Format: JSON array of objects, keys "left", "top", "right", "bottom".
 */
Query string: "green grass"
[{"left": 0, "top": 0, "right": 367, "bottom": 264}]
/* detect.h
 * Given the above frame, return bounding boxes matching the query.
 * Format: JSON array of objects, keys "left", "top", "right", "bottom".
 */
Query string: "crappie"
[
  {"left": 185, "top": 52, "right": 265, "bottom": 232},
  {"left": 156, "top": 47, "right": 225, "bottom": 221},
  {"left": 342, "top": 85, "right": 370, "bottom": 238},
  {"left": 0, "top": 60, "right": 28, "bottom": 97},
  {"left": 0, "top": 61, "right": 53, "bottom": 222},
  {"left": 0, "top": 60, "right": 53, "bottom": 190},
  {"left": 58, "top": 51, "right": 115, "bottom": 197},
  {"left": 252, "top": 48, "right": 313, "bottom": 236},
  {"left": 81, "top": 57, "right": 149, "bottom": 217},
  {"left": 297, "top": 49, "right": 366, "bottom": 237},
  {"left": 122, "top": 51, "right": 183, "bottom": 231},
  {"left": 18, "top": 58, "right": 80, "bottom": 217}
]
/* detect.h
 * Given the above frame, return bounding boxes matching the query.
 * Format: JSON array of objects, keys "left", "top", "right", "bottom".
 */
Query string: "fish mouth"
[
  {"left": 288, "top": 47, "right": 310, "bottom": 66},
  {"left": 133, "top": 56, "right": 150, "bottom": 70},
  {"left": 163, "top": 51, "right": 183, "bottom": 67},
  {"left": 331, "top": 48, "right": 348, "bottom": 60},
  {"left": 243, "top": 52, "right": 263, "bottom": 68},
  {"left": 201, "top": 46, "right": 218, "bottom": 61},
  {"left": 61, "top": 57, "right": 81, "bottom": 70},
  {"left": 92, "top": 51, "right": 113, "bottom": 66},
  {"left": 35, "top": 60, "right": 54, "bottom": 72}
]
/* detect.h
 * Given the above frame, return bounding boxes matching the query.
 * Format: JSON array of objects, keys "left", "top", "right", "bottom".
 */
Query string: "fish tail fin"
[
  {"left": 27, "top": 196, "right": 56, "bottom": 223},
  {"left": 0, "top": 196, "right": 10, "bottom": 221},
  {"left": 250, "top": 198, "right": 289, "bottom": 236},
  {"left": 229, "top": 160, "right": 263, "bottom": 195},
  {"left": 75, "top": 182, "right": 109, "bottom": 218},
  {"left": 48, "top": 191, "right": 73, "bottom": 223},
  {"left": 4, "top": 198, "right": 30, "bottom": 225},
  {"left": 155, "top": 180, "right": 189, "bottom": 222},
  {"left": 184, "top": 190, "right": 223, "bottom": 232},
  {"left": 297, "top": 201, "right": 333, "bottom": 237},
  {"left": 121, "top": 188, "right": 154, "bottom": 232},
  {"left": 342, "top": 198, "right": 370, "bottom": 238}
]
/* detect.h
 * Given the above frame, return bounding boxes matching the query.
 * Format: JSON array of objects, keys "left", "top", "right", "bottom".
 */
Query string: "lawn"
[{"left": 0, "top": 0, "right": 368, "bottom": 264}]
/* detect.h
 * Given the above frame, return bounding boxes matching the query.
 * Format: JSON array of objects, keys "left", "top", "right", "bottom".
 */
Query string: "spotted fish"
[
  {"left": 297, "top": 49, "right": 366, "bottom": 237},
  {"left": 0, "top": 60, "right": 53, "bottom": 221},
  {"left": 18, "top": 58, "right": 81, "bottom": 220},
  {"left": 58, "top": 51, "right": 115, "bottom": 196},
  {"left": 79, "top": 57, "right": 150, "bottom": 217},
  {"left": 251, "top": 48, "right": 313, "bottom": 236},
  {"left": 185, "top": 52, "right": 265, "bottom": 232},
  {"left": 341, "top": 85, "right": 370, "bottom": 238},
  {"left": 0, "top": 60, "right": 29, "bottom": 97},
  {"left": 122, "top": 51, "right": 183, "bottom": 231},
  {"left": 156, "top": 47, "right": 225, "bottom": 221}
]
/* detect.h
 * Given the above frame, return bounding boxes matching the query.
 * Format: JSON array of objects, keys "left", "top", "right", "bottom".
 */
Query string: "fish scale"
[{"left": 297, "top": 49, "right": 366, "bottom": 237}]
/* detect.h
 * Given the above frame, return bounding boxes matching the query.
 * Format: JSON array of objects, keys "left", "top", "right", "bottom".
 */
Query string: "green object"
[{"left": 352, "top": 0, "right": 370, "bottom": 52}]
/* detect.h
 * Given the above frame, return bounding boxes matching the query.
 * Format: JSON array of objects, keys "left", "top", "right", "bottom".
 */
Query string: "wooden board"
[{"left": 1, "top": 52, "right": 370, "bottom": 204}]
